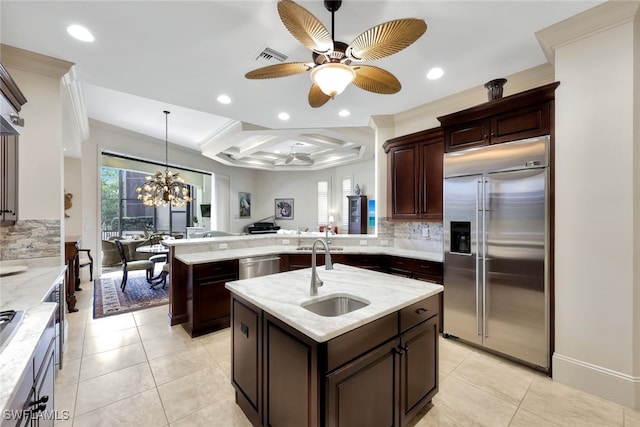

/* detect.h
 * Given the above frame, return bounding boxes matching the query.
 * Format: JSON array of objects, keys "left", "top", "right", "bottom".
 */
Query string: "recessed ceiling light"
[
  {"left": 426, "top": 67, "right": 444, "bottom": 80},
  {"left": 217, "top": 94, "right": 231, "bottom": 104},
  {"left": 278, "top": 112, "right": 290, "bottom": 120},
  {"left": 338, "top": 109, "right": 350, "bottom": 117},
  {"left": 67, "top": 24, "right": 95, "bottom": 42},
  {"left": 274, "top": 149, "right": 281, "bottom": 154}
]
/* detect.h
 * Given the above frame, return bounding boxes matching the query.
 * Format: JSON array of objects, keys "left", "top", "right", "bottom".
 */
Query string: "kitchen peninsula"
[
  {"left": 162, "top": 234, "right": 443, "bottom": 337},
  {"left": 226, "top": 263, "right": 443, "bottom": 427}
]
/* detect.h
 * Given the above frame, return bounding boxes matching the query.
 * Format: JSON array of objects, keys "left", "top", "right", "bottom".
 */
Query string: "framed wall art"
[
  {"left": 275, "top": 198, "right": 294, "bottom": 220},
  {"left": 239, "top": 192, "right": 251, "bottom": 218}
]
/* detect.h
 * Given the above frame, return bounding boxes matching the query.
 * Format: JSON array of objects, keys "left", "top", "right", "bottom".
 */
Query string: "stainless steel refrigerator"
[{"left": 443, "top": 136, "right": 549, "bottom": 370}]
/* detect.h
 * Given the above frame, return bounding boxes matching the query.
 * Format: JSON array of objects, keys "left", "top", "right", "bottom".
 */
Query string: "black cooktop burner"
[{"left": 0, "top": 310, "right": 24, "bottom": 353}]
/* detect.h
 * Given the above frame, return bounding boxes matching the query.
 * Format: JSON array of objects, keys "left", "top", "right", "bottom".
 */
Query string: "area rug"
[{"left": 93, "top": 271, "right": 169, "bottom": 319}]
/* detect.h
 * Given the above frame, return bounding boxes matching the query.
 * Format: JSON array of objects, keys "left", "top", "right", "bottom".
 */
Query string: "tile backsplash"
[
  {"left": 0, "top": 220, "right": 61, "bottom": 260},
  {"left": 379, "top": 218, "right": 444, "bottom": 253}
]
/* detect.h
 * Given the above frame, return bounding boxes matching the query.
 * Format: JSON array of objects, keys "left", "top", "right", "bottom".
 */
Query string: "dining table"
[{"left": 136, "top": 244, "right": 170, "bottom": 287}]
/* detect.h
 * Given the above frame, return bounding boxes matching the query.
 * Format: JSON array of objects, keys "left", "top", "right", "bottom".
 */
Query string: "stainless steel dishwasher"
[{"left": 239, "top": 255, "right": 281, "bottom": 279}]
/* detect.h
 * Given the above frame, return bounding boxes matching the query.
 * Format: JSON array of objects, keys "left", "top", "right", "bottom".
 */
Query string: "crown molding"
[
  {"left": 62, "top": 66, "right": 90, "bottom": 143},
  {"left": 536, "top": 1, "right": 640, "bottom": 64},
  {"left": 1, "top": 44, "right": 74, "bottom": 79}
]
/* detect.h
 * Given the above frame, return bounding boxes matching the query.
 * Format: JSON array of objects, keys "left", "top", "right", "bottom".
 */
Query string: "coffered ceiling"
[{"left": 0, "top": 1, "right": 603, "bottom": 170}]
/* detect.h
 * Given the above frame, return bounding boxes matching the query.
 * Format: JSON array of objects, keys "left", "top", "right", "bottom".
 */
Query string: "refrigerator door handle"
[
  {"left": 482, "top": 178, "right": 489, "bottom": 340},
  {"left": 476, "top": 177, "right": 483, "bottom": 338}
]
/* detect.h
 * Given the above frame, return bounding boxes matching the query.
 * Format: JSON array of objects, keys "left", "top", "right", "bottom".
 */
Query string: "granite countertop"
[
  {"left": 0, "top": 265, "right": 66, "bottom": 413},
  {"left": 225, "top": 263, "right": 443, "bottom": 342},
  {"left": 176, "top": 244, "right": 442, "bottom": 266}
]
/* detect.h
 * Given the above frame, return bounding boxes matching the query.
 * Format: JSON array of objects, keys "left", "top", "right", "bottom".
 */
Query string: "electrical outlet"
[
  {"left": 422, "top": 228, "right": 429, "bottom": 237},
  {"left": 359, "top": 240, "right": 368, "bottom": 246},
  {"left": 282, "top": 239, "right": 290, "bottom": 245},
  {"left": 219, "top": 243, "right": 228, "bottom": 249},
  {"left": 380, "top": 239, "right": 389, "bottom": 246}
]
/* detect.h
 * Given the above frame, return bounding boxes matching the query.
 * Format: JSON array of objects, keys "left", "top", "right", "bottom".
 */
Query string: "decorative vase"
[
  {"left": 354, "top": 184, "right": 361, "bottom": 196},
  {"left": 484, "top": 78, "right": 507, "bottom": 101}
]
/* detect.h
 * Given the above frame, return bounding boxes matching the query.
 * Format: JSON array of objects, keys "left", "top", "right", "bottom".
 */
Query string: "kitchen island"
[{"left": 226, "top": 263, "right": 443, "bottom": 427}]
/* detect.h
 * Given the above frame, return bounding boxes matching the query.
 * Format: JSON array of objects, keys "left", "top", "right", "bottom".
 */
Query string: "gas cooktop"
[{"left": 0, "top": 310, "right": 24, "bottom": 353}]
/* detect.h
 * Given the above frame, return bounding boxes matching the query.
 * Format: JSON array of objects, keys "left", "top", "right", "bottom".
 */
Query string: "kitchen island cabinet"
[{"left": 227, "top": 264, "right": 442, "bottom": 427}]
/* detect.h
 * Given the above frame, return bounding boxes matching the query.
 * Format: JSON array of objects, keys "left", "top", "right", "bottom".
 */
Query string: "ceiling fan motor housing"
[{"left": 324, "top": 1, "right": 342, "bottom": 12}]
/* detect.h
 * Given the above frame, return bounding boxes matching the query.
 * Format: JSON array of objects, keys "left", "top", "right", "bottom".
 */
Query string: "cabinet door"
[
  {"left": 420, "top": 140, "right": 443, "bottom": 220},
  {"left": 389, "top": 145, "right": 420, "bottom": 219},
  {"left": 444, "top": 119, "right": 490, "bottom": 152},
  {"left": 265, "top": 319, "right": 317, "bottom": 427},
  {"left": 326, "top": 339, "right": 400, "bottom": 427},
  {"left": 0, "top": 135, "right": 18, "bottom": 224},
  {"left": 33, "top": 344, "right": 56, "bottom": 427},
  {"left": 490, "top": 103, "right": 550, "bottom": 144},
  {"left": 232, "top": 299, "right": 260, "bottom": 410},
  {"left": 193, "top": 277, "right": 233, "bottom": 333},
  {"left": 400, "top": 316, "right": 438, "bottom": 426}
]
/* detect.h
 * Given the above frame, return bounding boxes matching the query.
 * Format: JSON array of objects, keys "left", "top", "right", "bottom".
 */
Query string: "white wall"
[
  {"left": 550, "top": 7, "right": 639, "bottom": 409},
  {"left": 63, "top": 157, "right": 83, "bottom": 236},
  {"left": 251, "top": 160, "right": 375, "bottom": 232}
]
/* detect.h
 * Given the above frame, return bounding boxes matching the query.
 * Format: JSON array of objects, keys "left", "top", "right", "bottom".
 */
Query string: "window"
[
  {"left": 341, "top": 176, "right": 353, "bottom": 231},
  {"left": 317, "top": 179, "right": 330, "bottom": 226}
]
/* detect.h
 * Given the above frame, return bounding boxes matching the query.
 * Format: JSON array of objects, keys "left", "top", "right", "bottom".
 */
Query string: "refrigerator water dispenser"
[{"left": 450, "top": 221, "right": 471, "bottom": 254}]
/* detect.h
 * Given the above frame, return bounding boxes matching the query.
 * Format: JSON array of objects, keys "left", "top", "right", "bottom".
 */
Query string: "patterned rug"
[{"left": 93, "top": 270, "right": 169, "bottom": 319}]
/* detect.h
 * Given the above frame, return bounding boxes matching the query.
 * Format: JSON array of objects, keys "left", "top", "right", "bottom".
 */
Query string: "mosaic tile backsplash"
[
  {"left": 0, "top": 220, "right": 61, "bottom": 260},
  {"left": 378, "top": 218, "right": 444, "bottom": 253}
]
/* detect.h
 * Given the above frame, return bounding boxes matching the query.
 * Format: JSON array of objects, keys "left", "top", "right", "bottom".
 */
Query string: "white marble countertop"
[
  {"left": 0, "top": 265, "right": 66, "bottom": 413},
  {"left": 176, "top": 244, "right": 442, "bottom": 266},
  {"left": 225, "top": 263, "right": 443, "bottom": 342}
]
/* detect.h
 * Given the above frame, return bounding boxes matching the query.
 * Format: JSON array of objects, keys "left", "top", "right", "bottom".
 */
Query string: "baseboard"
[{"left": 552, "top": 352, "right": 640, "bottom": 409}]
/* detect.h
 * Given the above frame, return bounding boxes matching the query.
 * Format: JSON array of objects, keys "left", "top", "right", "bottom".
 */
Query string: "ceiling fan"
[
  {"left": 285, "top": 144, "right": 313, "bottom": 165},
  {"left": 245, "top": 0, "right": 427, "bottom": 108}
]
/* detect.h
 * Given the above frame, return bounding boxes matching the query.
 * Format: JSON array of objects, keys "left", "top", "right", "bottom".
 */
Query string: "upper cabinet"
[
  {"left": 383, "top": 127, "right": 443, "bottom": 221},
  {"left": 438, "top": 82, "right": 559, "bottom": 152},
  {"left": 0, "top": 63, "right": 27, "bottom": 226}
]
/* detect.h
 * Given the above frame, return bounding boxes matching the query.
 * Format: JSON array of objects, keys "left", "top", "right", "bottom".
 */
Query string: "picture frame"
[
  {"left": 239, "top": 192, "right": 251, "bottom": 218},
  {"left": 275, "top": 198, "right": 294, "bottom": 220}
]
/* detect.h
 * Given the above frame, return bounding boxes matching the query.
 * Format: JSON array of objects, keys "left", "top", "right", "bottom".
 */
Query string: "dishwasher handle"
[{"left": 239, "top": 256, "right": 281, "bottom": 265}]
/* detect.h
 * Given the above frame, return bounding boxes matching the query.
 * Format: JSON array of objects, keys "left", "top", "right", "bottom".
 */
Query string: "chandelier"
[{"left": 135, "top": 111, "right": 192, "bottom": 208}]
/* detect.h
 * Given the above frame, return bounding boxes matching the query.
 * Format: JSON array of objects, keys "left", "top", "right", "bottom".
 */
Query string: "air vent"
[{"left": 254, "top": 47, "right": 288, "bottom": 64}]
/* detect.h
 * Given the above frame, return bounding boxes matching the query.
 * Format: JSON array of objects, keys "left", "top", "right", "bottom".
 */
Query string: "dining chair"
[
  {"left": 77, "top": 248, "right": 94, "bottom": 281},
  {"left": 114, "top": 239, "right": 154, "bottom": 292}
]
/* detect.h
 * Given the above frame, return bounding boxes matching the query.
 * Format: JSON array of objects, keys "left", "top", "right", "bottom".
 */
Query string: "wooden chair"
[
  {"left": 114, "top": 239, "right": 154, "bottom": 292},
  {"left": 77, "top": 249, "right": 94, "bottom": 281}
]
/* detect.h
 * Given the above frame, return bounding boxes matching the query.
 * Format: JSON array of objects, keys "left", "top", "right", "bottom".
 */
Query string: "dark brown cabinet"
[
  {"left": 383, "top": 127, "right": 443, "bottom": 220},
  {"left": 184, "top": 259, "right": 238, "bottom": 337},
  {"left": 2, "top": 313, "right": 56, "bottom": 427},
  {"left": 439, "top": 82, "right": 559, "bottom": 152},
  {"left": 230, "top": 293, "right": 440, "bottom": 427},
  {"left": 1, "top": 63, "right": 27, "bottom": 227},
  {"left": 347, "top": 195, "right": 367, "bottom": 234}
]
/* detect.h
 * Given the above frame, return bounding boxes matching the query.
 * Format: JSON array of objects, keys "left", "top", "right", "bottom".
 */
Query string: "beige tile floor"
[{"left": 55, "top": 274, "right": 640, "bottom": 427}]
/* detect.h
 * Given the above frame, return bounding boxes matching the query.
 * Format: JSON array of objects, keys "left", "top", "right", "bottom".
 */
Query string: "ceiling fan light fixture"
[{"left": 311, "top": 63, "right": 356, "bottom": 98}]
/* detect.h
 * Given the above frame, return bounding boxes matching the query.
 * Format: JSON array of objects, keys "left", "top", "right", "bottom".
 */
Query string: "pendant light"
[{"left": 135, "top": 111, "right": 192, "bottom": 207}]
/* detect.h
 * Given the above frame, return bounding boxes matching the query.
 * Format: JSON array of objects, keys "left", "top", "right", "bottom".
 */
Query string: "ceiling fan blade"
[
  {"left": 285, "top": 155, "right": 294, "bottom": 164},
  {"left": 278, "top": 0, "right": 333, "bottom": 54},
  {"left": 296, "top": 153, "right": 312, "bottom": 162},
  {"left": 308, "top": 84, "right": 331, "bottom": 108},
  {"left": 347, "top": 18, "right": 427, "bottom": 62},
  {"left": 245, "top": 62, "right": 312, "bottom": 79},
  {"left": 352, "top": 65, "right": 401, "bottom": 94}
]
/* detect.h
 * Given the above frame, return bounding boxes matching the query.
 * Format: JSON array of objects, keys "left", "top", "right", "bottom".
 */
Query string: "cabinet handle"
[
  {"left": 403, "top": 346, "right": 409, "bottom": 353},
  {"left": 415, "top": 308, "right": 428, "bottom": 315},
  {"left": 393, "top": 346, "right": 405, "bottom": 355},
  {"left": 29, "top": 396, "right": 49, "bottom": 406},
  {"left": 483, "top": 134, "right": 488, "bottom": 140},
  {"left": 419, "top": 264, "right": 431, "bottom": 270}
]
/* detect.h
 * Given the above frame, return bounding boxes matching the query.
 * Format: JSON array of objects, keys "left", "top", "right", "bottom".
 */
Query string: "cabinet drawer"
[
  {"left": 326, "top": 312, "right": 397, "bottom": 372},
  {"left": 33, "top": 314, "right": 55, "bottom": 380},
  {"left": 400, "top": 296, "right": 439, "bottom": 333},
  {"left": 193, "top": 259, "right": 238, "bottom": 282}
]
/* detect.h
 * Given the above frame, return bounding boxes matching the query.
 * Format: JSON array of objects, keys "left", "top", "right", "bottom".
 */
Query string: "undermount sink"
[
  {"left": 301, "top": 294, "right": 370, "bottom": 317},
  {"left": 295, "top": 246, "right": 343, "bottom": 251}
]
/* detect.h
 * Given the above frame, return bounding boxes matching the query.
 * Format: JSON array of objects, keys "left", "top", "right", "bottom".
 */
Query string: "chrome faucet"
[{"left": 310, "top": 238, "right": 333, "bottom": 296}]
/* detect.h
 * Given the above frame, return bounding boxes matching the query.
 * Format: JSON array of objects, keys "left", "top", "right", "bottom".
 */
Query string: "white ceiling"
[{"left": 0, "top": 0, "right": 602, "bottom": 169}]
